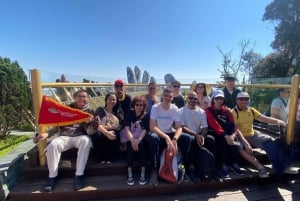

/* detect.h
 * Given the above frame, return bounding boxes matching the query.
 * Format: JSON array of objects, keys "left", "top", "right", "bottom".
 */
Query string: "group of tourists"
[{"left": 34, "top": 76, "right": 297, "bottom": 192}]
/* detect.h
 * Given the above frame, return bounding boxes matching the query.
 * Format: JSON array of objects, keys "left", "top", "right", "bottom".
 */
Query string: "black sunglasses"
[{"left": 188, "top": 97, "right": 197, "bottom": 101}]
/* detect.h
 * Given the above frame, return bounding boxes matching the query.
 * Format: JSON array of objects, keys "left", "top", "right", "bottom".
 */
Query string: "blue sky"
[{"left": 1, "top": 0, "right": 274, "bottom": 83}]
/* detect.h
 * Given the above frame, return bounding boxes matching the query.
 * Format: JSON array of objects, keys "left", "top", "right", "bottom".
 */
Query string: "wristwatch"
[{"left": 172, "top": 137, "right": 177, "bottom": 141}]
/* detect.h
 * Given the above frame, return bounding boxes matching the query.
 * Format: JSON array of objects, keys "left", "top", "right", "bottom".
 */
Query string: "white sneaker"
[
  {"left": 284, "top": 165, "right": 300, "bottom": 174},
  {"left": 258, "top": 168, "right": 269, "bottom": 178}
]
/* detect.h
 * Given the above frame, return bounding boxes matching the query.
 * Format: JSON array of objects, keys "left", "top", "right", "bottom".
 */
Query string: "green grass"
[{"left": 0, "top": 135, "right": 30, "bottom": 157}]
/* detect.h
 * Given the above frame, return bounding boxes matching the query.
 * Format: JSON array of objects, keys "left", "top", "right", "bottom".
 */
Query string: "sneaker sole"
[
  {"left": 258, "top": 174, "right": 270, "bottom": 178},
  {"left": 149, "top": 180, "right": 158, "bottom": 186}
]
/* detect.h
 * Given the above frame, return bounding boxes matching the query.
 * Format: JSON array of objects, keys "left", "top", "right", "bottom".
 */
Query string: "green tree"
[
  {"left": 0, "top": 57, "right": 32, "bottom": 138},
  {"left": 263, "top": 0, "right": 300, "bottom": 75},
  {"left": 254, "top": 52, "right": 290, "bottom": 78}
]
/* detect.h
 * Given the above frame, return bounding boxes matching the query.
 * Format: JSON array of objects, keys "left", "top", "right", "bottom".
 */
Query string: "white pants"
[{"left": 46, "top": 135, "right": 92, "bottom": 178}]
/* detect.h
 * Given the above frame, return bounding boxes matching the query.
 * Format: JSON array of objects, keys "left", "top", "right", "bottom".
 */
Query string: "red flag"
[{"left": 38, "top": 96, "right": 92, "bottom": 127}]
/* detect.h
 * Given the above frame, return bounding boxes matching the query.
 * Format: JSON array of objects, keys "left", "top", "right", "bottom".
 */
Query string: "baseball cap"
[
  {"left": 212, "top": 90, "right": 224, "bottom": 98},
  {"left": 224, "top": 76, "right": 236, "bottom": 81},
  {"left": 114, "top": 79, "right": 124, "bottom": 87},
  {"left": 237, "top": 92, "right": 250, "bottom": 99}
]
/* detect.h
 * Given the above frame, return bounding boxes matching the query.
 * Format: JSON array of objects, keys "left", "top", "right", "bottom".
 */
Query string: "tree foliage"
[
  {"left": 0, "top": 57, "right": 32, "bottom": 138},
  {"left": 263, "top": 0, "right": 300, "bottom": 75},
  {"left": 254, "top": 52, "right": 291, "bottom": 78}
]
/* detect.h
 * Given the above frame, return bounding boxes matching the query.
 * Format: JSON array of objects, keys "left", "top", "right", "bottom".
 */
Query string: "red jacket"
[{"left": 205, "top": 105, "right": 236, "bottom": 136}]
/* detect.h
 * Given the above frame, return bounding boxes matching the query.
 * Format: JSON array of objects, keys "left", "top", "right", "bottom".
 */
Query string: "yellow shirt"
[{"left": 231, "top": 107, "right": 261, "bottom": 137}]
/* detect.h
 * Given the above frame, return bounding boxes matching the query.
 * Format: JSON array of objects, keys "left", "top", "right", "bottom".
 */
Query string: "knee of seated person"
[
  {"left": 180, "top": 133, "right": 192, "bottom": 141},
  {"left": 206, "top": 135, "right": 215, "bottom": 142},
  {"left": 47, "top": 141, "right": 64, "bottom": 152},
  {"left": 148, "top": 133, "right": 159, "bottom": 140},
  {"left": 79, "top": 135, "right": 92, "bottom": 147}
]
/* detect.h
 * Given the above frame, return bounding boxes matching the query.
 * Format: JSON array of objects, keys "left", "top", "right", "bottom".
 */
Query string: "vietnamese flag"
[{"left": 38, "top": 96, "right": 92, "bottom": 127}]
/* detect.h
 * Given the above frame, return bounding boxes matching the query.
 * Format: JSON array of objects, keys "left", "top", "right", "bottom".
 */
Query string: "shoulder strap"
[
  {"left": 233, "top": 106, "right": 239, "bottom": 119},
  {"left": 278, "top": 97, "right": 287, "bottom": 107},
  {"left": 225, "top": 108, "right": 230, "bottom": 119},
  {"left": 250, "top": 107, "right": 255, "bottom": 117},
  {"left": 234, "top": 106, "right": 254, "bottom": 120}
]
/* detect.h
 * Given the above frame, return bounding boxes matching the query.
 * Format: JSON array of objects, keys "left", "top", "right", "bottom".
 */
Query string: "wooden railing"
[{"left": 30, "top": 69, "right": 300, "bottom": 165}]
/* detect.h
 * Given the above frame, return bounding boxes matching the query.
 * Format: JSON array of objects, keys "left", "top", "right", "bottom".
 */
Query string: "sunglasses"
[
  {"left": 115, "top": 84, "right": 123, "bottom": 88},
  {"left": 172, "top": 85, "right": 180, "bottom": 88},
  {"left": 238, "top": 98, "right": 249, "bottom": 101},
  {"left": 76, "top": 95, "right": 88, "bottom": 99},
  {"left": 214, "top": 97, "right": 224, "bottom": 100},
  {"left": 164, "top": 94, "right": 172, "bottom": 98},
  {"left": 149, "top": 87, "right": 156, "bottom": 90},
  {"left": 135, "top": 104, "right": 144, "bottom": 107},
  {"left": 188, "top": 97, "right": 197, "bottom": 101}
]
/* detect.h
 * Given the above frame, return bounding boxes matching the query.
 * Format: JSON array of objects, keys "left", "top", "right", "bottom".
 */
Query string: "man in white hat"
[
  {"left": 232, "top": 92, "right": 286, "bottom": 147},
  {"left": 231, "top": 91, "right": 287, "bottom": 177}
]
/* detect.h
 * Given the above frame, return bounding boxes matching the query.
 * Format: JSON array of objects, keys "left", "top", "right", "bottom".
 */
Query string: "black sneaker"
[
  {"left": 149, "top": 170, "right": 158, "bottom": 186},
  {"left": 43, "top": 177, "right": 57, "bottom": 192},
  {"left": 229, "top": 164, "right": 243, "bottom": 176},
  {"left": 74, "top": 175, "right": 85, "bottom": 191},
  {"left": 220, "top": 164, "right": 229, "bottom": 178}
]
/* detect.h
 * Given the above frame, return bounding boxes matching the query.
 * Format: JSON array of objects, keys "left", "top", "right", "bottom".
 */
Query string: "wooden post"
[
  {"left": 286, "top": 74, "right": 300, "bottom": 144},
  {"left": 30, "top": 69, "right": 47, "bottom": 166}
]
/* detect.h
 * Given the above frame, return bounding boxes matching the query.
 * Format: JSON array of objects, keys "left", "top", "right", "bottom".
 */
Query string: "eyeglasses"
[
  {"left": 214, "top": 97, "right": 224, "bottom": 101},
  {"left": 76, "top": 95, "right": 88, "bottom": 99},
  {"left": 115, "top": 84, "right": 123, "bottom": 88},
  {"left": 172, "top": 85, "right": 180, "bottom": 88},
  {"left": 149, "top": 87, "right": 156, "bottom": 90},
  {"left": 135, "top": 104, "right": 144, "bottom": 107},
  {"left": 197, "top": 86, "right": 204, "bottom": 89},
  {"left": 238, "top": 98, "right": 249, "bottom": 101},
  {"left": 188, "top": 97, "right": 197, "bottom": 101},
  {"left": 164, "top": 94, "right": 172, "bottom": 98}
]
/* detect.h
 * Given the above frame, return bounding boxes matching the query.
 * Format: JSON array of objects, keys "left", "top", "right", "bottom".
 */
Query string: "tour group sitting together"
[{"left": 34, "top": 76, "right": 289, "bottom": 192}]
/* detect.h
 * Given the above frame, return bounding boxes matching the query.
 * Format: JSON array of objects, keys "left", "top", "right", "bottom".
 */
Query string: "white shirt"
[
  {"left": 179, "top": 105, "right": 208, "bottom": 133},
  {"left": 150, "top": 102, "right": 180, "bottom": 133},
  {"left": 285, "top": 98, "right": 300, "bottom": 121}
]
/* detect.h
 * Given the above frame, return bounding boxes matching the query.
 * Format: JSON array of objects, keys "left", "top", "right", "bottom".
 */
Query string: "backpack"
[
  {"left": 194, "top": 147, "right": 215, "bottom": 181},
  {"left": 263, "top": 126, "right": 299, "bottom": 179},
  {"left": 159, "top": 148, "right": 182, "bottom": 183}
]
